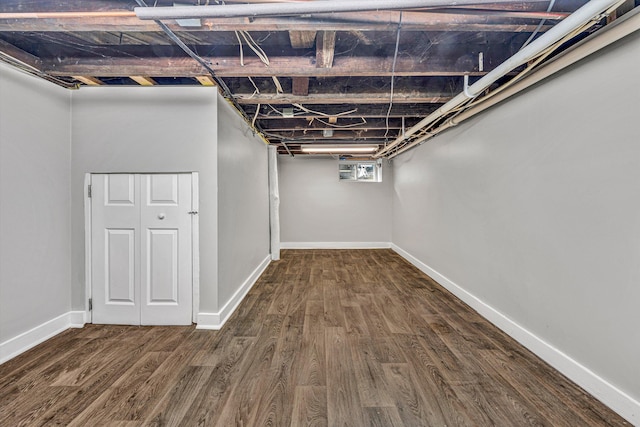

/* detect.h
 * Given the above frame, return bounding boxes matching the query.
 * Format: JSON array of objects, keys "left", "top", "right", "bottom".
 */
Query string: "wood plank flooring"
[{"left": 0, "top": 249, "right": 630, "bottom": 426}]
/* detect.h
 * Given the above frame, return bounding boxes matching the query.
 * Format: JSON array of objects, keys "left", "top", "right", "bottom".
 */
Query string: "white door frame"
[{"left": 84, "top": 172, "right": 200, "bottom": 324}]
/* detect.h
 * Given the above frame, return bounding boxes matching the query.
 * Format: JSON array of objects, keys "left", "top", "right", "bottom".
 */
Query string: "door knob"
[{"left": 158, "top": 213, "right": 166, "bottom": 220}]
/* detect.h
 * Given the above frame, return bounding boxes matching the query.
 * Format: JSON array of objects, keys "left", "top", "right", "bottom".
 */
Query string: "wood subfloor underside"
[{"left": 0, "top": 249, "right": 629, "bottom": 426}]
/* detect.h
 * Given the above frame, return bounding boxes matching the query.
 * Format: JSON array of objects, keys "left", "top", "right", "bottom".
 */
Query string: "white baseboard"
[
  {"left": 69, "top": 311, "right": 88, "bottom": 328},
  {"left": 391, "top": 243, "right": 639, "bottom": 425},
  {"left": 281, "top": 241, "right": 391, "bottom": 249},
  {"left": 196, "top": 255, "right": 271, "bottom": 330},
  {"left": 0, "top": 311, "right": 86, "bottom": 365}
]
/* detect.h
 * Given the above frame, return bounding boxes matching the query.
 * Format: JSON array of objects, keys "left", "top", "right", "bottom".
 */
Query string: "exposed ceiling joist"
[
  {"left": 43, "top": 54, "right": 504, "bottom": 78},
  {"left": 234, "top": 92, "right": 453, "bottom": 105},
  {"left": 130, "top": 75, "right": 157, "bottom": 86},
  {"left": 0, "top": 38, "right": 42, "bottom": 69},
  {"left": 1, "top": 0, "right": 631, "bottom": 157},
  {"left": 267, "top": 130, "right": 404, "bottom": 139},
  {"left": 288, "top": 31, "right": 317, "bottom": 49},
  {"left": 0, "top": 12, "right": 560, "bottom": 33},
  {"left": 195, "top": 75, "right": 216, "bottom": 86},
  {"left": 248, "top": 104, "right": 444, "bottom": 119},
  {"left": 291, "top": 77, "right": 310, "bottom": 96},
  {"left": 316, "top": 31, "right": 336, "bottom": 69},
  {"left": 260, "top": 117, "right": 421, "bottom": 131},
  {"left": 73, "top": 76, "right": 104, "bottom": 86}
]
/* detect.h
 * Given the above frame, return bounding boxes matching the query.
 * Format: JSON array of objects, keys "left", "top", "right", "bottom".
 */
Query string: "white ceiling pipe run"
[
  {"left": 375, "top": 0, "right": 625, "bottom": 158},
  {"left": 268, "top": 146, "right": 281, "bottom": 261},
  {"left": 387, "top": 5, "right": 640, "bottom": 159},
  {"left": 135, "top": 0, "right": 543, "bottom": 20}
]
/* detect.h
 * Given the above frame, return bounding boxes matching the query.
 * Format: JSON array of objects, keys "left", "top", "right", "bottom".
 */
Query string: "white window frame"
[{"left": 338, "top": 160, "right": 382, "bottom": 182}]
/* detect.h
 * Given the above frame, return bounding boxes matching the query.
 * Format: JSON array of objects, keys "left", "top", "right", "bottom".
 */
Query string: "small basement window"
[{"left": 338, "top": 161, "right": 382, "bottom": 182}]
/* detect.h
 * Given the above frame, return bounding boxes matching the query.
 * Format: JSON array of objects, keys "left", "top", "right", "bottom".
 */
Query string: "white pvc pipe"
[
  {"left": 135, "top": 0, "right": 539, "bottom": 20},
  {"left": 268, "top": 146, "right": 281, "bottom": 261},
  {"left": 376, "top": 0, "right": 625, "bottom": 157}
]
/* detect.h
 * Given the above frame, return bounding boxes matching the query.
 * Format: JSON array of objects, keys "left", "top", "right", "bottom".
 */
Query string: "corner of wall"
[
  {"left": 0, "top": 62, "right": 76, "bottom": 357},
  {"left": 0, "top": 311, "right": 85, "bottom": 365},
  {"left": 197, "top": 254, "right": 270, "bottom": 330},
  {"left": 68, "top": 88, "right": 75, "bottom": 313}
]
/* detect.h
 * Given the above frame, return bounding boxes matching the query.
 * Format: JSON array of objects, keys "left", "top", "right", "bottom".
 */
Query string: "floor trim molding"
[
  {"left": 197, "top": 255, "right": 271, "bottom": 330},
  {"left": 391, "top": 243, "right": 639, "bottom": 425},
  {"left": 281, "top": 242, "right": 391, "bottom": 249},
  {"left": 0, "top": 311, "right": 86, "bottom": 365}
]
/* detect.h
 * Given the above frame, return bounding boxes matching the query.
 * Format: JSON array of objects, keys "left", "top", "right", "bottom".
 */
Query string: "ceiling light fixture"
[{"left": 301, "top": 145, "right": 378, "bottom": 154}]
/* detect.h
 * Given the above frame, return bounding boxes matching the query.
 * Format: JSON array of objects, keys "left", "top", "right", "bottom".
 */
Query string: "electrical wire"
[
  {"left": 271, "top": 76, "right": 284, "bottom": 94},
  {"left": 235, "top": 29, "right": 284, "bottom": 94},
  {"left": 240, "top": 31, "right": 270, "bottom": 65},
  {"left": 384, "top": 11, "right": 403, "bottom": 139},
  {"left": 134, "top": 0, "right": 269, "bottom": 143},
  {"left": 252, "top": 103, "right": 261, "bottom": 127},
  {"left": 520, "top": 0, "right": 558, "bottom": 50},
  {"left": 292, "top": 103, "right": 358, "bottom": 117},
  {"left": 234, "top": 31, "right": 245, "bottom": 66},
  {"left": 247, "top": 76, "right": 261, "bottom": 98},
  {"left": 315, "top": 117, "right": 368, "bottom": 128}
]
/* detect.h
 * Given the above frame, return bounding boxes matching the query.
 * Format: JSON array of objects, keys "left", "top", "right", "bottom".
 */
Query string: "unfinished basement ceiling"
[{"left": 0, "top": 0, "right": 638, "bottom": 157}]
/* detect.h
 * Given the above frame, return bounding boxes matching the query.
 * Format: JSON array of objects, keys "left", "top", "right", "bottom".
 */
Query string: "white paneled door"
[{"left": 91, "top": 173, "right": 194, "bottom": 325}]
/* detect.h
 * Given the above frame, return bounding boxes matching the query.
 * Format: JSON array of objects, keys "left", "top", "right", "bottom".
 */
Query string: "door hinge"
[
  {"left": 87, "top": 184, "right": 92, "bottom": 198},
  {"left": 188, "top": 211, "right": 198, "bottom": 215},
  {"left": 88, "top": 298, "right": 92, "bottom": 311}
]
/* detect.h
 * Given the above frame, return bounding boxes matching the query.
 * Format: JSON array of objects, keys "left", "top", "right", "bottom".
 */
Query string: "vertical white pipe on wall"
[{"left": 268, "top": 146, "right": 281, "bottom": 260}]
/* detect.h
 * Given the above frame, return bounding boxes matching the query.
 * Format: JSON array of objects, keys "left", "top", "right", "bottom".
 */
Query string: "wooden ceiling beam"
[
  {"left": 195, "top": 75, "right": 216, "bottom": 86},
  {"left": 0, "top": 38, "right": 42, "bottom": 69},
  {"left": 265, "top": 130, "right": 404, "bottom": 139},
  {"left": 234, "top": 92, "right": 453, "bottom": 105},
  {"left": 291, "top": 77, "right": 310, "bottom": 96},
  {"left": 289, "top": 31, "right": 317, "bottom": 49},
  {"left": 273, "top": 141, "right": 386, "bottom": 146},
  {"left": 258, "top": 112, "right": 436, "bottom": 120},
  {"left": 257, "top": 117, "right": 422, "bottom": 131},
  {"left": 130, "top": 76, "right": 157, "bottom": 86},
  {"left": 265, "top": 125, "right": 406, "bottom": 132},
  {"left": 316, "top": 31, "right": 336, "bottom": 69},
  {"left": 0, "top": 0, "right": 133, "bottom": 12},
  {"left": 72, "top": 75, "right": 104, "bottom": 86},
  {"left": 0, "top": 11, "right": 558, "bottom": 33},
  {"left": 248, "top": 104, "right": 442, "bottom": 118},
  {"left": 44, "top": 55, "right": 500, "bottom": 78}
]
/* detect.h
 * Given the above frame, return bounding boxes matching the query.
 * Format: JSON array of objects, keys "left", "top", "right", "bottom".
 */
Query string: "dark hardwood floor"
[{"left": 0, "top": 249, "right": 629, "bottom": 426}]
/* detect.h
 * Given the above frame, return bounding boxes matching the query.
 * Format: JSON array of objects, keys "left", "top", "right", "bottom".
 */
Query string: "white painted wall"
[
  {"left": 392, "top": 32, "right": 640, "bottom": 419},
  {"left": 1, "top": 76, "right": 269, "bottom": 347},
  {"left": 216, "top": 97, "right": 270, "bottom": 308},
  {"left": 0, "top": 64, "right": 72, "bottom": 344},
  {"left": 279, "top": 156, "right": 393, "bottom": 246},
  {"left": 71, "top": 87, "right": 220, "bottom": 312}
]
